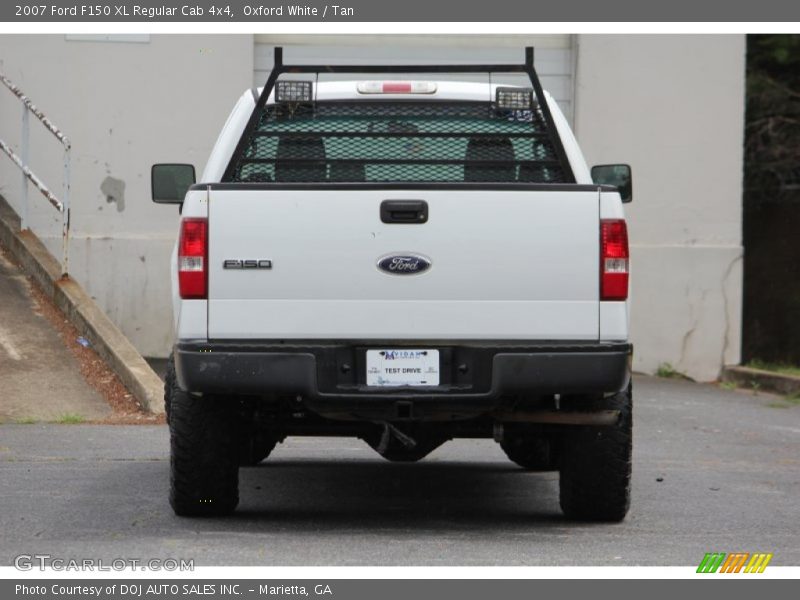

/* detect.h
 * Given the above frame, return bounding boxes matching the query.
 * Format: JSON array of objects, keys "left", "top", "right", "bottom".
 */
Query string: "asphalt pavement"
[{"left": 0, "top": 375, "right": 798, "bottom": 566}]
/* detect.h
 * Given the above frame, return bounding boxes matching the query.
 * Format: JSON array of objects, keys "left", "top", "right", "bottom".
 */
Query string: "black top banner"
[{"left": 4, "top": 0, "right": 800, "bottom": 22}]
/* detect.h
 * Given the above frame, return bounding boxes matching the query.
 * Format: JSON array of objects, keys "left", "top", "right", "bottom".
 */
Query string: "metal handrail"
[{"left": 0, "top": 73, "right": 71, "bottom": 277}]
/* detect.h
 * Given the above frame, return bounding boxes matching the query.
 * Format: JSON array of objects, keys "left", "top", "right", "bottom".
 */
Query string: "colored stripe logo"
[{"left": 697, "top": 552, "right": 773, "bottom": 573}]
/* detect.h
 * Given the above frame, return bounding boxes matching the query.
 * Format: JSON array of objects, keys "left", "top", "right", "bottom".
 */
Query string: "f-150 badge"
[{"left": 223, "top": 259, "right": 272, "bottom": 269}]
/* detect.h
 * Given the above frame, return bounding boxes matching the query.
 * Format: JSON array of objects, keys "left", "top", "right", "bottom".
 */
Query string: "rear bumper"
[{"left": 175, "top": 340, "right": 632, "bottom": 413}]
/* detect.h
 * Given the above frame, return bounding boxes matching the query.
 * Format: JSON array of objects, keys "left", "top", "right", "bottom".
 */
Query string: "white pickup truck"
[{"left": 152, "top": 48, "right": 633, "bottom": 521}]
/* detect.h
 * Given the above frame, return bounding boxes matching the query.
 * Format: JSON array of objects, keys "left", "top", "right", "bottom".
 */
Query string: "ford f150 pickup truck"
[{"left": 152, "top": 47, "right": 634, "bottom": 521}]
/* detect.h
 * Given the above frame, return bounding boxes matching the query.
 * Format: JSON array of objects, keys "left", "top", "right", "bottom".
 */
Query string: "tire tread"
[
  {"left": 559, "top": 386, "right": 632, "bottom": 522},
  {"left": 169, "top": 383, "right": 239, "bottom": 517}
]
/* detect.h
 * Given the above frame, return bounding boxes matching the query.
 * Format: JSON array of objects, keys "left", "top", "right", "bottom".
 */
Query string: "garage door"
[{"left": 253, "top": 35, "right": 576, "bottom": 124}]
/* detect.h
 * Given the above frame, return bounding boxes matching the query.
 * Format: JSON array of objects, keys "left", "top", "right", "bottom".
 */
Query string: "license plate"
[{"left": 366, "top": 349, "right": 440, "bottom": 386}]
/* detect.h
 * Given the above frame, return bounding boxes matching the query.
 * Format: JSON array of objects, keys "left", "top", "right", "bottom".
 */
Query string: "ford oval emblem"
[{"left": 377, "top": 253, "right": 432, "bottom": 276}]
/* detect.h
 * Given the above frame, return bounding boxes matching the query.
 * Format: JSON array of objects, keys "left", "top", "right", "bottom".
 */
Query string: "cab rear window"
[{"left": 225, "top": 101, "right": 569, "bottom": 184}]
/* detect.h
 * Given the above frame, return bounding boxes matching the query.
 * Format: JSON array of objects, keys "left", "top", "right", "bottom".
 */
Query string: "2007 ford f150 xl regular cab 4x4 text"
[{"left": 152, "top": 48, "right": 634, "bottom": 521}]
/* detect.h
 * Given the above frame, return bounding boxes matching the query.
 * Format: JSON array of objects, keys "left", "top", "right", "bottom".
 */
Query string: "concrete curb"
[
  {"left": 722, "top": 365, "right": 800, "bottom": 396},
  {"left": 0, "top": 195, "right": 164, "bottom": 414}
]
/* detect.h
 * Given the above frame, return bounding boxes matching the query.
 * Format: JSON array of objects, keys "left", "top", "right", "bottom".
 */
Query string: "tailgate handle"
[{"left": 380, "top": 200, "right": 428, "bottom": 224}]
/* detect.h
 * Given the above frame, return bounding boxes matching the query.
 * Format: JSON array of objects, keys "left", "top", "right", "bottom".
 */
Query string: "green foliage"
[
  {"left": 656, "top": 363, "right": 679, "bottom": 378},
  {"left": 749, "top": 35, "right": 800, "bottom": 76},
  {"left": 747, "top": 359, "right": 800, "bottom": 377},
  {"left": 56, "top": 413, "right": 85, "bottom": 424},
  {"left": 767, "top": 394, "right": 800, "bottom": 409},
  {"left": 767, "top": 402, "right": 791, "bottom": 409}
]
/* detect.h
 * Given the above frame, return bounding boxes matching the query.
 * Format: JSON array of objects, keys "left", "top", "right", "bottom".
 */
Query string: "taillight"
[
  {"left": 601, "top": 219, "right": 629, "bottom": 301},
  {"left": 178, "top": 218, "right": 207, "bottom": 299}
]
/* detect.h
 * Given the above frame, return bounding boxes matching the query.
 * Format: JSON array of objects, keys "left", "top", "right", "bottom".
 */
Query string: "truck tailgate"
[{"left": 207, "top": 189, "right": 599, "bottom": 340}]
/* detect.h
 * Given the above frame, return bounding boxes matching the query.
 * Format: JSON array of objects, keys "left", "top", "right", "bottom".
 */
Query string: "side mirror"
[
  {"left": 592, "top": 164, "right": 632, "bottom": 203},
  {"left": 151, "top": 164, "right": 195, "bottom": 204}
]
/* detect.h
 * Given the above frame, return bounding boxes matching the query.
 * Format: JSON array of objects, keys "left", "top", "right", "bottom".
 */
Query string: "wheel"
[
  {"left": 558, "top": 384, "right": 632, "bottom": 522},
  {"left": 239, "top": 431, "right": 278, "bottom": 466},
  {"left": 365, "top": 426, "right": 446, "bottom": 462},
  {"left": 169, "top": 385, "right": 240, "bottom": 517},
  {"left": 500, "top": 428, "right": 556, "bottom": 471},
  {"left": 163, "top": 353, "right": 175, "bottom": 424}
]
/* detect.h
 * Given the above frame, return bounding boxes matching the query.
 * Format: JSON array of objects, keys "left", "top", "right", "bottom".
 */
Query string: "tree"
[{"left": 745, "top": 35, "right": 800, "bottom": 198}]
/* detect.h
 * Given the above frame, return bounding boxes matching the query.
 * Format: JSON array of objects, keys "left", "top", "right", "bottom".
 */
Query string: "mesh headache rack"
[{"left": 223, "top": 48, "right": 575, "bottom": 185}]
